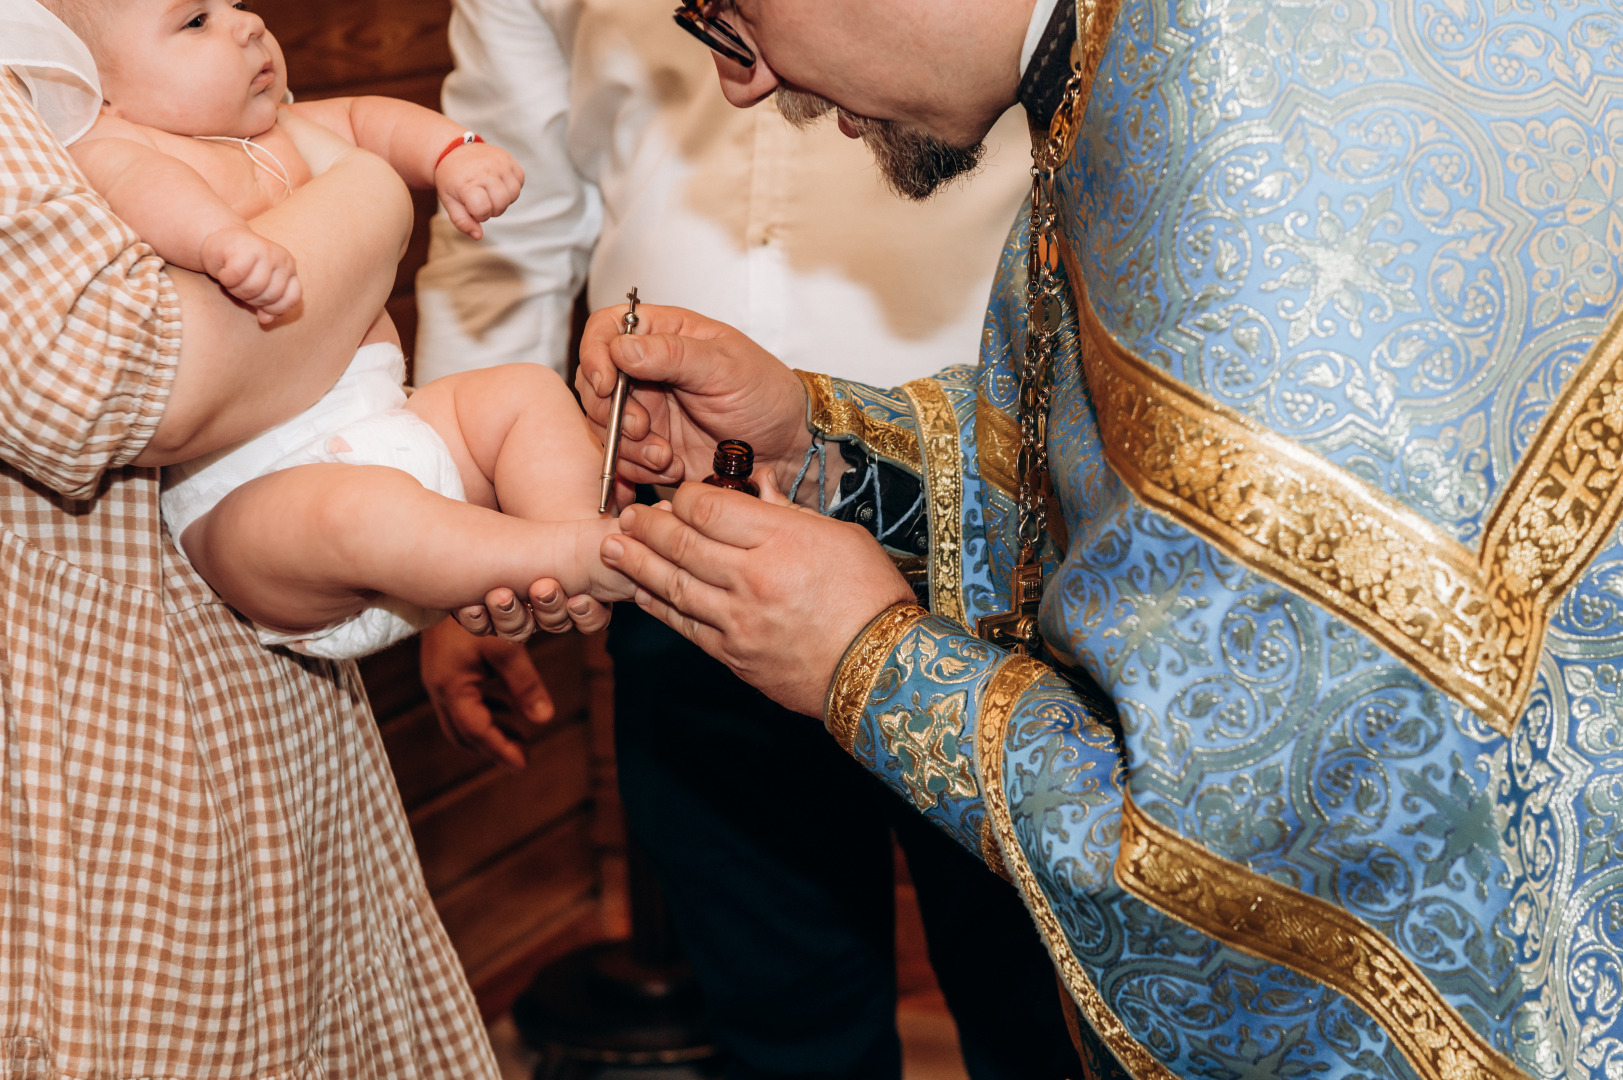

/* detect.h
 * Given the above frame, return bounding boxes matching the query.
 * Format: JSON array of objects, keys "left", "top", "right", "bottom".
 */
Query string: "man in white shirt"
[{"left": 414, "top": 1, "right": 1081, "bottom": 1075}]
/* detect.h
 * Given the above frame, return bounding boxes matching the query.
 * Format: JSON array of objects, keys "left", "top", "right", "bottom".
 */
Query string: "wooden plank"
[
  {"left": 411, "top": 718, "right": 590, "bottom": 893},
  {"left": 382, "top": 681, "right": 596, "bottom": 812},
  {"left": 435, "top": 810, "right": 597, "bottom": 977},
  {"left": 368, "top": 630, "right": 588, "bottom": 725},
  {"left": 359, "top": 636, "right": 426, "bottom": 722},
  {"left": 380, "top": 699, "right": 491, "bottom": 809},
  {"left": 260, "top": 0, "right": 453, "bottom": 95},
  {"left": 471, "top": 896, "right": 599, "bottom": 1022},
  {"left": 293, "top": 73, "right": 446, "bottom": 113}
]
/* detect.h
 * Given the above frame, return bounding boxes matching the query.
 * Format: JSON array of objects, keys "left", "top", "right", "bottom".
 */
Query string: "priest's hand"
[
  {"left": 600, "top": 478, "right": 914, "bottom": 717},
  {"left": 576, "top": 303, "right": 828, "bottom": 505}
]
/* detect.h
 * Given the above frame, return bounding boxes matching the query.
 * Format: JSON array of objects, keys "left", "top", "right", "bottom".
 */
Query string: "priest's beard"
[{"left": 776, "top": 88, "right": 985, "bottom": 201}]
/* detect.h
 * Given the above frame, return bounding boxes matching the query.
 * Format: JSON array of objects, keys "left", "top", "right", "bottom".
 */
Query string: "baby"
[{"left": 46, "top": 0, "right": 630, "bottom": 657}]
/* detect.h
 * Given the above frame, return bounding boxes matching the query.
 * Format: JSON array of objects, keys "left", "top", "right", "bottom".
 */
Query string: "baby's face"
[{"left": 97, "top": 0, "right": 288, "bottom": 139}]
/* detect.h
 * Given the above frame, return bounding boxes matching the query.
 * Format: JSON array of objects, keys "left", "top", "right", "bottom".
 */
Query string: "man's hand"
[
  {"left": 600, "top": 479, "right": 914, "bottom": 717},
  {"left": 200, "top": 223, "right": 302, "bottom": 324},
  {"left": 436, "top": 143, "right": 525, "bottom": 240},
  {"left": 420, "top": 617, "right": 554, "bottom": 769},
  {"left": 453, "top": 580, "right": 612, "bottom": 640},
  {"left": 576, "top": 304, "right": 816, "bottom": 497}
]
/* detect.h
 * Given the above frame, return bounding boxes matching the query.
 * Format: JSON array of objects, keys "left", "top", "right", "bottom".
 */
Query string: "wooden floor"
[
  {"left": 486, "top": 863, "right": 971, "bottom": 1080},
  {"left": 894, "top": 872, "right": 972, "bottom": 1080},
  {"left": 488, "top": 1003, "right": 966, "bottom": 1080}
]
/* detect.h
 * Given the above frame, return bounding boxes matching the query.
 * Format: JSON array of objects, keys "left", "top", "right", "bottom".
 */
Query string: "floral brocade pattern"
[
  {"left": 1064, "top": 0, "right": 1623, "bottom": 1073},
  {"left": 822, "top": 1, "right": 1623, "bottom": 1078},
  {"left": 848, "top": 615, "right": 1007, "bottom": 855}
]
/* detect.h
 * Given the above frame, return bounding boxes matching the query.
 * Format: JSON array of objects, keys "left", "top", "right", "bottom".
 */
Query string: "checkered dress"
[{"left": 0, "top": 71, "right": 498, "bottom": 1080}]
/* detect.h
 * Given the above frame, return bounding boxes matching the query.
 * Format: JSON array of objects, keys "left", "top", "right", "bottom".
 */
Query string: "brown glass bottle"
[{"left": 702, "top": 439, "right": 760, "bottom": 497}]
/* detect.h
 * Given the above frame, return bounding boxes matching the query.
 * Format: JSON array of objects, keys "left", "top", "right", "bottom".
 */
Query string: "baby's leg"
[
  {"left": 404, "top": 363, "right": 605, "bottom": 523},
  {"left": 181, "top": 462, "right": 628, "bottom": 635}
]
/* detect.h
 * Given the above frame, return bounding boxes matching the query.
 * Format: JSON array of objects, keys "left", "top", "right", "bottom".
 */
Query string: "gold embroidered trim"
[
  {"left": 977, "top": 657, "right": 1177, "bottom": 1080},
  {"left": 1114, "top": 796, "right": 1528, "bottom": 1080},
  {"left": 1480, "top": 312, "right": 1623, "bottom": 716},
  {"left": 823, "top": 602, "right": 929, "bottom": 755},
  {"left": 1073, "top": 285, "right": 1508, "bottom": 731},
  {"left": 979, "top": 815, "right": 1012, "bottom": 883},
  {"left": 973, "top": 654, "right": 1021, "bottom": 884},
  {"left": 976, "top": 392, "right": 1021, "bottom": 499},
  {"left": 1075, "top": 0, "right": 1122, "bottom": 106},
  {"left": 905, "top": 378, "right": 967, "bottom": 629},
  {"left": 796, "top": 369, "right": 923, "bottom": 473},
  {"left": 1066, "top": 224, "right": 1623, "bottom": 734}
]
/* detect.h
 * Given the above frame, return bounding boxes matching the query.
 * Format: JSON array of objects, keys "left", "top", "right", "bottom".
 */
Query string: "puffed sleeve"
[{"left": 0, "top": 71, "right": 179, "bottom": 499}]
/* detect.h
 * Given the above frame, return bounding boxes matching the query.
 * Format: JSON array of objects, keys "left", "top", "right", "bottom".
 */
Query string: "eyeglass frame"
[{"left": 673, "top": 0, "right": 756, "bottom": 68}]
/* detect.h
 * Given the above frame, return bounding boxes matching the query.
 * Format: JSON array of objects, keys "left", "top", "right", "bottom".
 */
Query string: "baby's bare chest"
[{"left": 152, "top": 126, "right": 313, "bottom": 220}]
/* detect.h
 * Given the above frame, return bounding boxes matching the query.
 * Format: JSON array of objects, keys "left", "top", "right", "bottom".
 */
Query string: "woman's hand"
[{"left": 452, "top": 580, "right": 610, "bottom": 640}]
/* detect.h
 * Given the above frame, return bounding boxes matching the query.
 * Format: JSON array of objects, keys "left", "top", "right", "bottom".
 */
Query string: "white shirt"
[{"left": 413, "top": 0, "right": 1032, "bottom": 387}]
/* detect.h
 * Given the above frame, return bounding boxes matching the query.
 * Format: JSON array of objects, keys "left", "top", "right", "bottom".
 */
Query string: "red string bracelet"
[{"left": 434, "top": 131, "right": 484, "bottom": 172}]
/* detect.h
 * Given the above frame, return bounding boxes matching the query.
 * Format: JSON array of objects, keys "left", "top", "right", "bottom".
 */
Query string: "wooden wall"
[
  {"left": 267, "top": 0, "right": 455, "bottom": 366},
  {"left": 259, "top": 0, "right": 612, "bottom": 1018}
]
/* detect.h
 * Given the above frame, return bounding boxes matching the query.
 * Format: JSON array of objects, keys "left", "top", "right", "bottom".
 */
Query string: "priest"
[{"left": 573, "top": 0, "right": 1612, "bottom": 1075}]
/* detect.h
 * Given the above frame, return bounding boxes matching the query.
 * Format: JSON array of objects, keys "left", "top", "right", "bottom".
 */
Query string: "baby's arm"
[
  {"left": 287, "top": 97, "right": 523, "bottom": 239},
  {"left": 71, "top": 117, "right": 300, "bottom": 323}
]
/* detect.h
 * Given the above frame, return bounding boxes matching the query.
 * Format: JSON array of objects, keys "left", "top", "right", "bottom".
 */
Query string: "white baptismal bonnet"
[{"left": 0, "top": 0, "right": 102, "bottom": 144}]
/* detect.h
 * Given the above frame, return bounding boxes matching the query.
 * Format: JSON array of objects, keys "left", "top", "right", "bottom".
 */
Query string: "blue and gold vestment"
[{"left": 808, "top": 1, "right": 1623, "bottom": 1077}]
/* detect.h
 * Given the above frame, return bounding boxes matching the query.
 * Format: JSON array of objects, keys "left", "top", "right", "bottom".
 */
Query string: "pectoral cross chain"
[{"left": 977, "top": 563, "right": 1045, "bottom": 656}]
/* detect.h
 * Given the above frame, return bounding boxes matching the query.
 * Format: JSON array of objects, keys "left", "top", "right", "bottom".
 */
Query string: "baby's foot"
[{"left": 574, "top": 516, "right": 637, "bottom": 604}]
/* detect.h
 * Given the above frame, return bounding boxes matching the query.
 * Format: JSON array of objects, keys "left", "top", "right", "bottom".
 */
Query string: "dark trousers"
[{"left": 609, "top": 605, "right": 1083, "bottom": 1080}]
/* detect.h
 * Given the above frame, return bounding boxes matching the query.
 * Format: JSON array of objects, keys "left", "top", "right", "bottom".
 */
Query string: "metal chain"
[
  {"left": 974, "top": 58, "right": 1082, "bottom": 655},
  {"left": 1013, "top": 68, "right": 1083, "bottom": 569}
]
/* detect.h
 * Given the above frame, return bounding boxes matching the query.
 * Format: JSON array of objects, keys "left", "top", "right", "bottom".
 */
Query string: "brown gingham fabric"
[{"left": 0, "top": 71, "right": 499, "bottom": 1080}]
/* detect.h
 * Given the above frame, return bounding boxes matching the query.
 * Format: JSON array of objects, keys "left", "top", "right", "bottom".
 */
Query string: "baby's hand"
[
  {"left": 200, "top": 223, "right": 302, "bottom": 324},
  {"left": 436, "top": 143, "right": 525, "bottom": 240}
]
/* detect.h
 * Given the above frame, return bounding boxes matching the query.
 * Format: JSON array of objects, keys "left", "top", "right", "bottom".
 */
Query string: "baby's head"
[{"left": 45, "top": 0, "right": 288, "bottom": 139}]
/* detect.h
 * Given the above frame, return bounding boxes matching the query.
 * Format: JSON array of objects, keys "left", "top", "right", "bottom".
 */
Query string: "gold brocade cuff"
[
  {"left": 793, "top": 368, "right": 924, "bottom": 472},
  {"left": 794, "top": 368, "right": 826, "bottom": 434},
  {"left": 823, "top": 602, "right": 929, "bottom": 754},
  {"left": 973, "top": 655, "right": 1051, "bottom": 883}
]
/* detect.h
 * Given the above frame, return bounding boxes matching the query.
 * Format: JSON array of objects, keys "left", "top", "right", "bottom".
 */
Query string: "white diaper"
[{"left": 162, "top": 342, "right": 467, "bottom": 660}]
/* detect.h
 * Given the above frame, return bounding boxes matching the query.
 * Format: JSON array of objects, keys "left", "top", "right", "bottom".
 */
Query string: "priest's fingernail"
[
  {"left": 537, "top": 588, "right": 559, "bottom": 606},
  {"left": 634, "top": 589, "right": 651, "bottom": 607},
  {"left": 620, "top": 337, "right": 644, "bottom": 362},
  {"left": 568, "top": 597, "right": 592, "bottom": 615},
  {"left": 602, "top": 537, "right": 624, "bottom": 562},
  {"left": 496, "top": 596, "right": 517, "bottom": 613}
]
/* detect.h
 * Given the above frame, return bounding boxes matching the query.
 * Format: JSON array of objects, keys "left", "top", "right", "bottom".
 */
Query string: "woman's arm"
[{"left": 135, "top": 141, "right": 412, "bottom": 464}]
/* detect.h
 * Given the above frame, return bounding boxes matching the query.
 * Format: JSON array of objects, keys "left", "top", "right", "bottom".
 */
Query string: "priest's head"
[{"left": 674, "top": 0, "right": 1036, "bottom": 200}]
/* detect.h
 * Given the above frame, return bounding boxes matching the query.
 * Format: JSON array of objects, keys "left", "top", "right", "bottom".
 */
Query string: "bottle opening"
[{"left": 712, "top": 439, "right": 754, "bottom": 477}]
